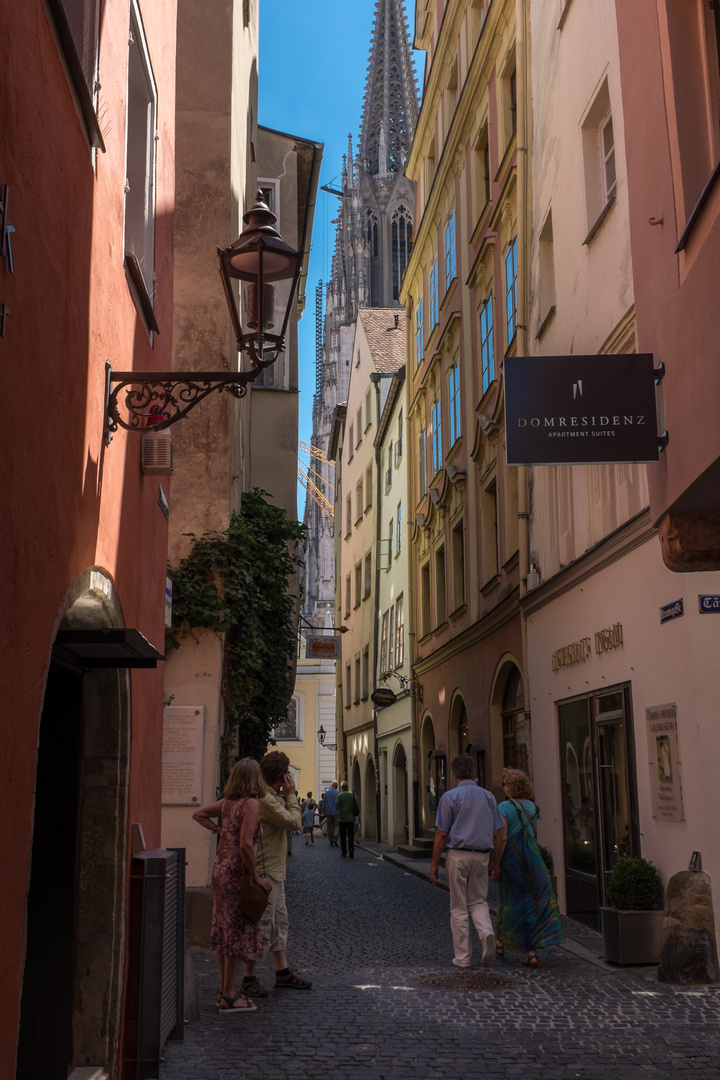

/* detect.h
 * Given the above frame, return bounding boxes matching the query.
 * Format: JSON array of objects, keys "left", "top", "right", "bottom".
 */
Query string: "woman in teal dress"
[{"left": 493, "top": 767, "right": 563, "bottom": 967}]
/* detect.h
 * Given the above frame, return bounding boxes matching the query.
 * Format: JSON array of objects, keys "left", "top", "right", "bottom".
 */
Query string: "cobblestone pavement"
[{"left": 161, "top": 841, "right": 720, "bottom": 1080}]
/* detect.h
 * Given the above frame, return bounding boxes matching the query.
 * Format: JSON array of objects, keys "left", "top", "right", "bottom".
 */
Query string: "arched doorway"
[
  {"left": 419, "top": 713, "right": 436, "bottom": 832},
  {"left": 351, "top": 758, "right": 362, "bottom": 815},
  {"left": 364, "top": 757, "right": 378, "bottom": 840},
  {"left": 392, "top": 742, "right": 409, "bottom": 846},
  {"left": 501, "top": 666, "right": 528, "bottom": 772},
  {"left": 451, "top": 693, "right": 468, "bottom": 760},
  {"left": 16, "top": 572, "right": 131, "bottom": 1078}
]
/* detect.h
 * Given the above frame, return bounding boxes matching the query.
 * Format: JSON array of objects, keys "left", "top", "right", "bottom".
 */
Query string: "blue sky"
[{"left": 258, "top": 0, "right": 423, "bottom": 519}]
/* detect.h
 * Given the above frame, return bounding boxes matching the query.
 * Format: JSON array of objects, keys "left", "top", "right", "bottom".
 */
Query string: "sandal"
[
  {"left": 496, "top": 941, "right": 505, "bottom": 957},
  {"left": 523, "top": 951, "right": 538, "bottom": 968},
  {"left": 242, "top": 976, "right": 269, "bottom": 998},
  {"left": 218, "top": 992, "right": 257, "bottom": 1014},
  {"left": 274, "top": 970, "right": 312, "bottom": 990}
]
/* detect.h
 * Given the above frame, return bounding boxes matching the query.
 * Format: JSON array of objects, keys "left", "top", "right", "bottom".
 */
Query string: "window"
[
  {"left": 354, "top": 655, "right": 361, "bottom": 704},
  {"left": 429, "top": 258, "right": 439, "bottom": 329},
  {"left": 388, "top": 518, "right": 394, "bottom": 571},
  {"left": 480, "top": 293, "right": 495, "bottom": 392},
  {"left": 581, "top": 79, "right": 617, "bottom": 235},
  {"left": 385, "top": 443, "right": 393, "bottom": 493},
  {"left": 365, "top": 464, "right": 373, "bottom": 510},
  {"left": 356, "top": 409, "right": 362, "bottom": 446},
  {"left": 380, "top": 611, "right": 389, "bottom": 674},
  {"left": 396, "top": 503, "right": 402, "bottom": 555},
  {"left": 500, "top": 52, "right": 517, "bottom": 153},
  {"left": 415, "top": 299, "right": 424, "bottom": 364},
  {"left": 448, "top": 363, "right": 461, "bottom": 446},
  {"left": 355, "top": 479, "right": 363, "bottom": 524},
  {"left": 124, "top": 1, "right": 158, "bottom": 330},
  {"left": 538, "top": 210, "right": 556, "bottom": 330},
  {"left": 395, "top": 595, "right": 405, "bottom": 666},
  {"left": 274, "top": 698, "right": 298, "bottom": 740},
  {"left": 444, "top": 210, "right": 456, "bottom": 286},
  {"left": 388, "top": 606, "right": 395, "bottom": 671},
  {"left": 345, "top": 574, "right": 351, "bottom": 618},
  {"left": 345, "top": 664, "right": 352, "bottom": 709},
  {"left": 365, "top": 209, "right": 380, "bottom": 305},
  {"left": 505, "top": 238, "right": 518, "bottom": 345},
  {"left": 473, "top": 123, "right": 491, "bottom": 220},
  {"left": 435, "top": 546, "right": 447, "bottom": 626},
  {"left": 365, "top": 389, "right": 372, "bottom": 430},
  {"left": 396, "top": 408, "right": 403, "bottom": 460},
  {"left": 482, "top": 479, "right": 499, "bottom": 582},
  {"left": 362, "top": 647, "right": 370, "bottom": 701},
  {"left": 364, "top": 552, "right": 372, "bottom": 598},
  {"left": 392, "top": 204, "right": 413, "bottom": 301},
  {"left": 420, "top": 562, "right": 432, "bottom": 637},
  {"left": 354, "top": 562, "right": 362, "bottom": 608},
  {"left": 348, "top": 423, "right": 354, "bottom": 460},
  {"left": 46, "top": 0, "right": 103, "bottom": 149},
  {"left": 418, "top": 428, "right": 427, "bottom": 496},
  {"left": 345, "top": 495, "right": 352, "bottom": 538},
  {"left": 431, "top": 397, "right": 443, "bottom": 475},
  {"left": 452, "top": 521, "right": 465, "bottom": 611}
]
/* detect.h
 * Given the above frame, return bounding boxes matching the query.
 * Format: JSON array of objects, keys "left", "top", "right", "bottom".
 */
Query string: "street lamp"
[
  {"left": 317, "top": 726, "right": 338, "bottom": 752},
  {"left": 106, "top": 192, "right": 302, "bottom": 435}
]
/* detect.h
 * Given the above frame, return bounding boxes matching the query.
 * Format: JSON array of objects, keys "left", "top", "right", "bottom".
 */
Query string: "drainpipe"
[
  {"left": 370, "top": 368, "right": 397, "bottom": 843},
  {"left": 515, "top": 0, "right": 533, "bottom": 778}
]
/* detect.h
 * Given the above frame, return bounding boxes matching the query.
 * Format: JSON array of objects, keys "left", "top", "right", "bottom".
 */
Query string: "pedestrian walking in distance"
[
  {"left": 302, "top": 801, "right": 315, "bottom": 844},
  {"left": 336, "top": 780, "right": 358, "bottom": 858},
  {"left": 494, "top": 768, "right": 564, "bottom": 967},
  {"left": 324, "top": 780, "right": 340, "bottom": 846},
  {"left": 430, "top": 755, "right": 507, "bottom": 969}
]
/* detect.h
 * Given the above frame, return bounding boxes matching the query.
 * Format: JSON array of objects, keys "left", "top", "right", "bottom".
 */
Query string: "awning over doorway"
[{"left": 52, "top": 629, "right": 166, "bottom": 670}]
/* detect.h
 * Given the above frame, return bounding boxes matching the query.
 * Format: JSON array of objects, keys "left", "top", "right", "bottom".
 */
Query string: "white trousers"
[{"left": 445, "top": 849, "right": 493, "bottom": 964}]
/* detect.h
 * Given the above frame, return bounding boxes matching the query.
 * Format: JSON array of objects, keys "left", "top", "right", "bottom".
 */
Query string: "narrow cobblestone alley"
[{"left": 161, "top": 843, "right": 720, "bottom": 1080}]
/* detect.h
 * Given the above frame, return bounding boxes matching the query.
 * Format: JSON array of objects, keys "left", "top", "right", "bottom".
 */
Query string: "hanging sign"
[
  {"left": 371, "top": 686, "right": 397, "bottom": 706},
  {"left": 305, "top": 635, "right": 340, "bottom": 659},
  {"left": 505, "top": 353, "right": 659, "bottom": 465}
]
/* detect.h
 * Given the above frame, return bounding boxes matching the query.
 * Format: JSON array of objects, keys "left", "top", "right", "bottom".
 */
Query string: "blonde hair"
[
  {"left": 224, "top": 757, "right": 266, "bottom": 800},
  {"left": 502, "top": 767, "right": 534, "bottom": 801}
]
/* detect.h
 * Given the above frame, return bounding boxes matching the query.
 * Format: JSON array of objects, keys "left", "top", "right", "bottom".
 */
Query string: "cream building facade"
[{"left": 524, "top": 0, "right": 720, "bottom": 934}]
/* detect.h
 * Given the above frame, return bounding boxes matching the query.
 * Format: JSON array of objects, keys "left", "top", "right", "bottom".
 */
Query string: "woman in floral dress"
[{"left": 194, "top": 758, "right": 271, "bottom": 1013}]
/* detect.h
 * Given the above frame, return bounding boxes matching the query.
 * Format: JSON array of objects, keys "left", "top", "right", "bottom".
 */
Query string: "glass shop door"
[{"left": 559, "top": 684, "right": 638, "bottom": 926}]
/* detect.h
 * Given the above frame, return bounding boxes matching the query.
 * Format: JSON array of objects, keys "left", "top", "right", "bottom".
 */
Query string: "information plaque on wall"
[
  {"left": 645, "top": 703, "right": 685, "bottom": 823},
  {"left": 162, "top": 705, "right": 205, "bottom": 805}
]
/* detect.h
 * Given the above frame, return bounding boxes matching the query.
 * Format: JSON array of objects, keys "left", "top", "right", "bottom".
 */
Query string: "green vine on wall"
[{"left": 167, "top": 489, "right": 305, "bottom": 777}]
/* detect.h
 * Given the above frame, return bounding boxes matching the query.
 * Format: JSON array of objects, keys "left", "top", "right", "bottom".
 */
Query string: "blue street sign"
[
  {"left": 660, "top": 599, "right": 684, "bottom": 624},
  {"left": 699, "top": 595, "right": 720, "bottom": 613}
]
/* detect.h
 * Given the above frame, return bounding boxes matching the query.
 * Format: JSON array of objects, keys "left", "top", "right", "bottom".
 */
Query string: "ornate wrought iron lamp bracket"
[{"left": 104, "top": 361, "right": 272, "bottom": 438}]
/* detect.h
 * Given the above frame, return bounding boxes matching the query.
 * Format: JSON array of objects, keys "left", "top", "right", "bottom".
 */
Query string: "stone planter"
[{"left": 600, "top": 907, "right": 665, "bottom": 965}]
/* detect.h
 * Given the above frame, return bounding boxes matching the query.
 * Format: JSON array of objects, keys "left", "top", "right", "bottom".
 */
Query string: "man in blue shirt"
[
  {"left": 430, "top": 755, "right": 506, "bottom": 969},
  {"left": 323, "top": 781, "right": 340, "bottom": 846}
]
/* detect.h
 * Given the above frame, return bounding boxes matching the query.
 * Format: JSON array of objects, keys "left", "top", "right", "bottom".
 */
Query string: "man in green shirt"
[
  {"left": 241, "top": 751, "right": 312, "bottom": 996},
  {"left": 335, "top": 779, "right": 358, "bottom": 859}
]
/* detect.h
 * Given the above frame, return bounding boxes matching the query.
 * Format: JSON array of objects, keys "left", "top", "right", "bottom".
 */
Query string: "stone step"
[{"left": 396, "top": 836, "right": 435, "bottom": 859}]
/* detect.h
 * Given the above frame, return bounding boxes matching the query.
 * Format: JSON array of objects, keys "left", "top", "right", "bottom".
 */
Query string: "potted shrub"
[{"left": 601, "top": 856, "right": 664, "bottom": 965}]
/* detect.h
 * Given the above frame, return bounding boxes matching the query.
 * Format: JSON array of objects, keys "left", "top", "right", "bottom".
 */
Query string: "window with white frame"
[
  {"left": 365, "top": 463, "right": 373, "bottom": 510},
  {"left": 364, "top": 551, "right": 372, "bottom": 598},
  {"left": 581, "top": 79, "right": 618, "bottom": 234},
  {"left": 396, "top": 503, "right": 402, "bottom": 555},
  {"left": 388, "top": 518, "right": 394, "bottom": 572},
  {"left": 396, "top": 408, "right": 403, "bottom": 460},
  {"left": 345, "top": 574, "right": 351, "bottom": 618},
  {"left": 274, "top": 696, "right": 299, "bottom": 740},
  {"left": 418, "top": 427, "right": 427, "bottom": 496},
  {"left": 415, "top": 298, "right": 424, "bottom": 364},
  {"left": 480, "top": 292, "right": 495, "bottom": 393},
  {"left": 395, "top": 594, "right": 405, "bottom": 666},
  {"left": 429, "top": 258, "right": 439, "bottom": 329},
  {"left": 431, "top": 396, "right": 443, "bottom": 474},
  {"left": 381, "top": 610, "right": 389, "bottom": 673},
  {"left": 504, "top": 237, "right": 518, "bottom": 345},
  {"left": 473, "top": 122, "right": 491, "bottom": 221},
  {"left": 388, "top": 605, "right": 395, "bottom": 671},
  {"left": 448, "top": 362, "right": 461, "bottom": 446},
  {"left": 600, "top": 111, "right": 617, "bottom": 203},
  {"left": 444, "top": 210, "right": 456, "bottom": 287},
  {"left": 345, "top": 664, "right": 351, "bottom": 708},
  {"left": 125, "top": 0, "right": 158, "bottom": 322}
]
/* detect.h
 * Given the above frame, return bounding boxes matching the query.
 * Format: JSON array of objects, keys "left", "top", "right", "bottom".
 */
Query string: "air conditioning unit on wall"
[{"left": 141, "top": 430, "right": 173, "bottom": 475}]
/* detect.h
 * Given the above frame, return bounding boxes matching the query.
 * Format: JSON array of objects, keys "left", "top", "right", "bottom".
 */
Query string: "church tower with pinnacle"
[{"left": 302, "top": 0, "right": 419, "bottom": 621}]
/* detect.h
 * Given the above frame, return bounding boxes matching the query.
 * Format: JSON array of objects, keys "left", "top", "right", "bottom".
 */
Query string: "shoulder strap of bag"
[{"left": 511, "top": 798, "right": 537, "bottom": 838}]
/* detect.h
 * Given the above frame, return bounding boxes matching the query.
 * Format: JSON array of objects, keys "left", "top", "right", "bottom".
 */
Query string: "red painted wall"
[
  {"left": 0, "top": 0, "right": 176, "bottom": 1069},
  {"left": 615, "top": 0, "right": 720, "bottom": 521}
]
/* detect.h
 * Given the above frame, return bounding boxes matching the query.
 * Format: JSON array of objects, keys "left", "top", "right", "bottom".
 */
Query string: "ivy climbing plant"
[{"left": 167, "top": 489, "right": 305, "bottom": 777}]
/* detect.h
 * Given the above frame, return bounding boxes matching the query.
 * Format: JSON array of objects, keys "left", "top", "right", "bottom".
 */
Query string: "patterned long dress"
[
  {"left": 497, "top": 798, "right": 564, "bottom": 954},
  {"left": 211, "top": 797, "right": 264, "bottom": 958}
]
